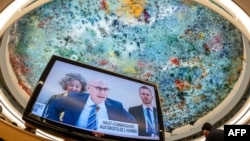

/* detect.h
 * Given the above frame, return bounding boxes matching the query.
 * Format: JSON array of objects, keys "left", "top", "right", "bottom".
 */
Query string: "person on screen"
[
  {"left": 129, "top": 85, "right": 159, "bottom": 137},
  {"left": 42, "top": 72, "right": 87, "bottom": 120},
  {"left": 201, "top": 122, "right": 224, "bottom": 141},
  {"left": 46, "top": 78, "right": 136, "bottom": 130}
]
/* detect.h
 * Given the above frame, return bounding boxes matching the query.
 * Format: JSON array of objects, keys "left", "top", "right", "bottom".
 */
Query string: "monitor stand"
[{"left": 24, "top": 122, "right": 36, "bottom": 134}]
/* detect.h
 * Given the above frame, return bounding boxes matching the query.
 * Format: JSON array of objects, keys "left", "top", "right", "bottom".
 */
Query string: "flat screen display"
[{"left": 23, "top": 55, "right": 165, "bottom": 141}]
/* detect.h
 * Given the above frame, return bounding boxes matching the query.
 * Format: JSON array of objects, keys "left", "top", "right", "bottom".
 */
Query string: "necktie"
[
  {"left": 87, "top": 105, "right": 97, "bottom": 130},
  {"left": 146, "top": 108, "right": 154, "bottom": 135}
]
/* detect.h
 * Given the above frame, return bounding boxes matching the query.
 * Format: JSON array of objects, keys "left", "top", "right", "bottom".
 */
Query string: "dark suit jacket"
[
  {"left": 206, "top": 129, "right": 224, "bottom": 141},
  {"left": 47, "top": 92, "right": 136, "bottom": 125},
  {"left": 129, "top": 105, "right": 159, "bottom": 136},
  {"left": 42, "top": 92, "right": 68, "bottom": 119}
]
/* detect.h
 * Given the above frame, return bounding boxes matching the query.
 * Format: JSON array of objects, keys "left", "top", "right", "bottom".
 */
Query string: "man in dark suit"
[
  {"left": 201, "top": 122, "right": 224, "bottom": 141},
  {"left": 47, "top": 78, "right": 136, "bottom": 130},
  {"left": 129, "top": 86, "right": 159, "bottom": 137}
]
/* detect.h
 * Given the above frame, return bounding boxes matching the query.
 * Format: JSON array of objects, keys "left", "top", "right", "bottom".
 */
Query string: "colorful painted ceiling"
[{"left": 7, "top": 0, "right": 243, "bottom": 131}]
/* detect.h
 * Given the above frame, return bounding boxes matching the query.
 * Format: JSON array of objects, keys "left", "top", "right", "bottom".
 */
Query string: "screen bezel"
[{"left": 22, "top": 55, "right": 165, "bottom": 141}]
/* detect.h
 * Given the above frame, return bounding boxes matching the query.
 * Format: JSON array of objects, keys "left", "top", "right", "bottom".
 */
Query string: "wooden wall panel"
[
  {"left": 233, "top": 0, "right": 250, "bottom": 16},
  {"left": 0, "top": 119, "right": 51, "bottom": 141},
  {"left": 0, "top": 0, "right": 14, "bottom": 12}
]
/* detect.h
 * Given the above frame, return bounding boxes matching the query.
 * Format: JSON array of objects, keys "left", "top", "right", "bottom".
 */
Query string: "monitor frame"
[{"left": 22, "top": 55, "right": 165, "bottom": 141}]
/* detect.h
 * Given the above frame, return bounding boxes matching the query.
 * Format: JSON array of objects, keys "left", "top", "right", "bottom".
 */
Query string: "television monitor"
[{"left": 22, "top": 55, "right": 165, "bottom": 141}]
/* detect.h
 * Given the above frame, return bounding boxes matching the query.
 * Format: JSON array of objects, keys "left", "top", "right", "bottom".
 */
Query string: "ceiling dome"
[{"left": 0, "top": 0, "right": 250, "bottom": 140}]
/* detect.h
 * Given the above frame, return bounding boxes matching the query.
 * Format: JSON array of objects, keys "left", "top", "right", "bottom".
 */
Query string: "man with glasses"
[{"left": 47, "top": 78, "right": 136, "bottom": 130}]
